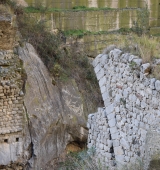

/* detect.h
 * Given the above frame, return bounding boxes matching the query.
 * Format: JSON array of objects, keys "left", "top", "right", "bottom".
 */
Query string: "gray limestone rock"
[
  {"left": 114, "top": 146, "right": 124, "bottom": 155},
  {"left": 155, "top": 80, "right": 160, "bottom": 92}
]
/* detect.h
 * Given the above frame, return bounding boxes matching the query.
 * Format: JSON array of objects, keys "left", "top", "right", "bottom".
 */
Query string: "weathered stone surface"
[
  {"left": 18, "top": 43, "right": 92, "bottom": 169},
  {"left": 114, "top": 146, "right": 124, "bottom": 155},
  {"left": 155, "top": 80, "right": 160, "bottom": 92}
]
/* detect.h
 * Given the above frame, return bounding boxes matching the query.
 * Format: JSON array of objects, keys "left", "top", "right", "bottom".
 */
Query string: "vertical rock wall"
[
  {"left": 29, "top": 9, "right": 138, "bottom": 32},
  {"left": 87, "top": 48, "right": 160, "bottom": 169},
  {"left": 25, "top": 0, "right": 146, "bottom": 9}
]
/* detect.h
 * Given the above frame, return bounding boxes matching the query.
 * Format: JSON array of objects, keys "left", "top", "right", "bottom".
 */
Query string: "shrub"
[
  {"left": 16, "top": 12, "right": 103, "bottom": 110},
  {"left": 132, "top": 6, "right": 150, "bottom": 35},
  {"left": 17, "top": 14, "right": 62, "bottom": 74},
  {"left": 56, "top": 149, "right": 108, "bottom": 170}
]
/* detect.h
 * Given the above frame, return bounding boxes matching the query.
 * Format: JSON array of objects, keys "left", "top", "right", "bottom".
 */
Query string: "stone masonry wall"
[
  {"left": 87, "top": 48, "right": 160, "bottom": 169},
  {"left": 0, "top": 5, "right": 26, "bottom": 166},
  {"left": 0, "top": 50, "right": 25, "bottom": 165}
]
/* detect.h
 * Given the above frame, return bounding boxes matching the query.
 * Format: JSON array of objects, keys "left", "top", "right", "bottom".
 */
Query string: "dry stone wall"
[
  {"left": 0, "top": 50, "right": 25, "bottom": 165},
  {"left": 0, "top": 5, "right": 26, "bottom": 166},
  {"left": 87, "top": 48, "right": 160, "bottom": 169}
]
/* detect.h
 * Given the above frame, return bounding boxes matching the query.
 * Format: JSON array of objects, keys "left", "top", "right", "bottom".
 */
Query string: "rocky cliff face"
[{"left": 17, "top": 43, "right": 89, "bottom": 169}]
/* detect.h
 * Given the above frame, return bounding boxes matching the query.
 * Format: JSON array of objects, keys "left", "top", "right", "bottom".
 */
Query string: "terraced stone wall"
[
  {"left": 25, "top": 0, "right": 146, "bottom": 9},
  {"left": 30, "top": 9, "right": 138, "bottom": 32}
]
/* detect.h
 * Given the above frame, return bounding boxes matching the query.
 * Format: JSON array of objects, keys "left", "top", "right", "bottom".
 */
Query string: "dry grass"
[
  {"left": 56, "top": 149, "right": 109, "bottom": 170},
  {"left": 152, "top": 65, "right": 160, "bottom": 80},
  {"left": 101, "top": 33, "right": 160, "bottom": 63},
  {"left": 56, "top": 149, "right": 145, "bottom": 170},
  {"left": 0, "top": 4, "right": 11, "bottom": 14}
]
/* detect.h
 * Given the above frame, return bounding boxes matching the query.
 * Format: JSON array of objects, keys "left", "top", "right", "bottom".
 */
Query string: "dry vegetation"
[
  {"left": 99, "top": 33, "right": 160, "bottom": 79},
  {"left": 1, "top": 1, "right": 160, "bottom": 169},
  {"left": 55, "top": 149, "right": 145, "bottom": 170},
  {"left": 16, "top": 10, "right": 103, "bottom": 112}
]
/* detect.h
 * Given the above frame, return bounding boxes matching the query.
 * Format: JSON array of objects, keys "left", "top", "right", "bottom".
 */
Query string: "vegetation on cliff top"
[
  {"left": 24, "top": 5, "right": 114, "bottom": 13},
  {"left": 15, "top": 7, "right": 103, "bottom": 112}
]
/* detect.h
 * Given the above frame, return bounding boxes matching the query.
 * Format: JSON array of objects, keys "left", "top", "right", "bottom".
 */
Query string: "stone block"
[
  {"left": 115, "top": 107, "right": 120, "bottom": 113},
  {"left": 105, "top": 152, "right": 112, "bottom": 159},
  {"left": 110, "top": 126, "right": 117, "bottom": 134},
  {"left": 104, "top": 145, "right": 110, "bottom": 152},
  {"left": 120, "top": 138, "right": 130, "bottom": 150},
  {"left": 99, "top": 143, "right": 104, "bottom": 150},
  {"left": 155, "top": 80, "right": 160, "bottom": 92},
  {"left": 97, "top": 69, "right": 105, "bottom": 80},
  {"left": 114, "top": 146, "right": 124, "bottom": 155},
  {"left": 150, "top": 78, "right": 156, "bottom": 89},
  {"left": 108, "top": 118, "right": 116, "bottom": 127},
  {"left": 113, "top": 140, "right": 119, "bottom": 147},
  {"left": 106, "top": 104, "right": 114, "bottom": 115},
  {"left": 132, "top": 58, "right": 142, "bottom": 66},
  {"left": 107, "top": 113, "right": 115, "bottom": 120},
  {"left": 100, "top": 85, "right": 106, "bottom": 94},
  {"left": 107, "top": 140, "right": 113, "bottom": 147},
  {"left": 125, "top": 156, "right": 130, "bottom": 162},
  {"left": 115, "top": 155, "right": 125, "bottom": 164},
  {"left": 92, "top": 54, "right": 102, "bottom": 67},
  {"left": 141, "top": 101, "right": 146, "bottom": 109},
  {"left": 111, "top": 132, "right": 119, "bottom": 140},
  {"left": 94, "top": 63, "right": 101, "bottom": 74},
  {"left": 100, "top": 54, "right": 108, "bottom": 65},
  {"left": 99, "top": 76, "right": 106, "bottom": 87}
]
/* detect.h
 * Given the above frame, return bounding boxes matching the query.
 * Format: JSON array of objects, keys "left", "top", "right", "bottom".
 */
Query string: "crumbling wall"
[
  {"left": 0, "top": 6, "right": 26, "bottom": 165},
  {"left": 0, "top": 50, "right": 25, "bottom": 165},
  {"left": 87, "top": 48, "right": 160, "bottom": 169}
]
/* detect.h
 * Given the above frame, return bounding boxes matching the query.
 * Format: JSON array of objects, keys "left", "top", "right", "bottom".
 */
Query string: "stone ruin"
[
  {"left": 0, "top": 49, "right": 25, "bottom": 166},
  {"left": 87, "top": 48, "right": 160, "bottom": 169},
  {"left": 0, "top": 6, "right": 25, "bottom": 166}
]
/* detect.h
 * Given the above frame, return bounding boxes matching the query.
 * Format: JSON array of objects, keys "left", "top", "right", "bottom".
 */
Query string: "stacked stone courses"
[
  {"left": 0, "top": 84, "right": 23, "bottom": 134},
  {"left": 87, "top": 48, "right": 160, "bottom": 169},
  {"left": 0, "top": 50, "right": 24, "bottom": 136}
]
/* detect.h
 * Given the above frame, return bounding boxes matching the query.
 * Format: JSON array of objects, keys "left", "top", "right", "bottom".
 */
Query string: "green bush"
[{"left": 72, "top": 6, "right": 86, "bottom": 10}]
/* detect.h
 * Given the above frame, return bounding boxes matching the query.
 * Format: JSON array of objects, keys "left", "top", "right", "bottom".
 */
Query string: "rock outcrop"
[
  {"left": 17, "top": 43, "right": 89, "bottom": 169},
  {"left": 0, "top": 3, "right": 98, "bottom": 169}
]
